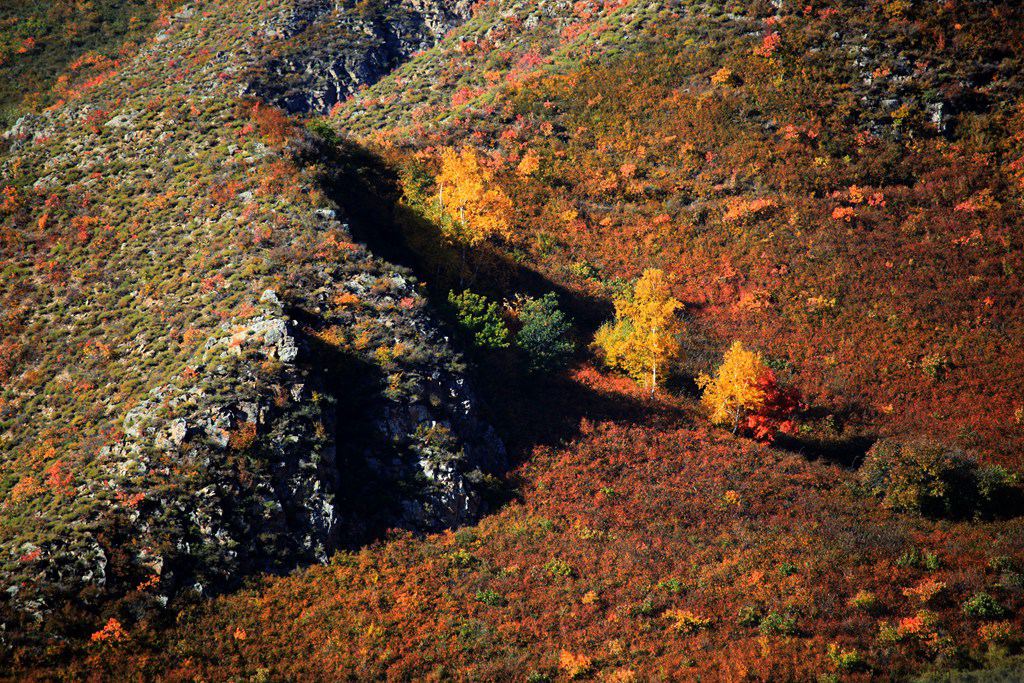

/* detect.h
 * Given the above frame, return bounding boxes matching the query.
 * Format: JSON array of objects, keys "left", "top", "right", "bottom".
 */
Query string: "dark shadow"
[
  {"left": 301, "top": 132, "right": 690, "bottom": 478},
  {"left": 305, "top": 132, "right": 1004, "bottom": 537},
  {"left": 772, "top": 433, "right": 876, "bottom": 470},
  {"left": 318, "top": 137, "right": 614, "bottom": 332},
  {"left": 287, "top": 310, "right": 404, "bottom": 547},
  {"left": 664, "top": 372, "right": 701, "bottom": 399}
]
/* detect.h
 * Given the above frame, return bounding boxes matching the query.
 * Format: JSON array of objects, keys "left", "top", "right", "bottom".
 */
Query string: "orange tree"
[{"left": 435, "top": 146, "right": 513, "bottom": 247}]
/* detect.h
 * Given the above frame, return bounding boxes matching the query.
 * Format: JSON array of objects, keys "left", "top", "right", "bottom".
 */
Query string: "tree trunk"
[{"left": 650, "top": 325, "right": 658, "bottom": 396}]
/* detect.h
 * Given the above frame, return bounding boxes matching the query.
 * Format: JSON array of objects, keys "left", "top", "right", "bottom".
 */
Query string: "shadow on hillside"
[
  {"left": 312, "top": 135, "right": 658, "bottom": 439},
  {"left": 769, "top": 402, "right": 882, "bottom": 470},
  {"left": 307, "top": 134, "right": 954, "bottom": 536},
  {"left": 773, "top": 433, "right": 875, "bottom": 470},
  {"left": 290, "top": 133, "right": 695, "bottom": 544},
  {"left": 319, "top": 138, "right": 613, "bottom": 332},
  {"left": 290, "top": 308, "right": 690, "bottom": 548},
  {"left": 286, "top": 310, "right": 418, "bottom": 547}
]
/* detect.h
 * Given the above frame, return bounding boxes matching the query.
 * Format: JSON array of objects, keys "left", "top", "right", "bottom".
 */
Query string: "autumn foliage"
[
  {"left": 435, "top": 146, "right": 513, "bottom": 247},
  {"left": 698, "top": 341, "right": 800, "bottom": 441},
  {"left": 45, "top": 371, "right": 1024, "bottom": 680},
  {"left": 594, "top": 268, "right": 683, "bottom": 392},
  {"left": 4, "top": 0, "right": 1024, "bottom": 678}
]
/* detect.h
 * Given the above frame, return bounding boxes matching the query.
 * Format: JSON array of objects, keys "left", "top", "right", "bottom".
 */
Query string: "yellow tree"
[
  {"left": 697, "top": 341, "right": 767, "bottom": 431},
  {"left": 516, "top": 148, "right": 540, "bottom": 177},
  {"left": 436, "top": 147, "right": 513, "bottom": 247},
  {"left": 594, "top": 268, "right": 683, "bottom": 393}
]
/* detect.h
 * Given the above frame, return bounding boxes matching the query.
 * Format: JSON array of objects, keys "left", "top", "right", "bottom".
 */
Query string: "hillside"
[
  {"left": 2, "top": 0, "right": 1024, "bottom": 680},
  {"left": 334, "top": 0, "right": 1024, "bottom": 467},
  {"left": 0, "top": 0, "right": 502, "bottom": 655},
  {"left": 0, "top": 0, "right": 185, "bottom": 124}
]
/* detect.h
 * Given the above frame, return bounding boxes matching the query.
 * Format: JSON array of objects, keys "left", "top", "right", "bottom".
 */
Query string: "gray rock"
[{"left": 245, "top": 0, "right": 474, "bottom": 115}]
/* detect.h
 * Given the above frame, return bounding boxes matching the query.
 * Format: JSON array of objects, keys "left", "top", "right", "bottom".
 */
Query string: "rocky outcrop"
[
  {"left": 0, "top": 0, "right": 503, "bottom": 639},
  {"left": 246, "top": 0, "right": 474, "bottom": 114},
  {"left": 5, "top": 250, "right": 505, "bottom": 621}
]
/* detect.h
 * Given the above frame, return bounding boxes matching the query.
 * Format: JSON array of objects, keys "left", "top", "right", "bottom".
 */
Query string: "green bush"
[
  {"left": 962, "top": 592, "right": 1008, "bottom": 620},
  {"left": 475, "top": 589, "right": 506, "bottom": 606},
  {"left": 448, "top": 548, "right": 478, "bottom": 568},
  {"left": 896, "top": 548, "right": 941, "bottom": 571},
  {"left": 515, "top": 292, "right": 575, "bottom": 373},
  {"left": 849, "top": 590, "right": 881, "bottom": 613},
  {"left": 448, "top": 289, "right": 510, "bottom": 349},
  {"left": 759, "top": 611, "right": 798, "bottom": 636},
  {"left": 827, "top": 644, "right": 866, "bottom": 672},
  {"left": 859, "top": 440, "right": 1020, "bottom": 519},
  {"left": 543, "top": 558, "right": 575, "bottom": 578}
]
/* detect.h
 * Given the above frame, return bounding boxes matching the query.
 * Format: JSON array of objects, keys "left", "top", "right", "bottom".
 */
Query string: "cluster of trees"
[
  {"left": 698, "top": 341, "right": 801, "bottom": 442},
  {"left": 410, "top": 146, "right": 802, "bottom": 443},
  {"left": 448, "top": 289, "right": 575, "bottom": 374},
  {"left": 339, "top": 0, "right": 1024, "bottom": 466},
  {"left": 592, "top": 269, "right": 801, "bottom": 441},
  {"left": 860, "top": 441, "right": 1020, "bottom": 519},
  {"left": 441, "top": 258, "right": 801, "bottom": 445}
]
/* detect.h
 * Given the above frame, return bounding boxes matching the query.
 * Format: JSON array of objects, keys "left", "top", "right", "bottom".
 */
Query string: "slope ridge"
[
  {"left": 1, "top": 0, "right": 1024, "bottom": 678},
  {"left": 331, "top": 0, "right": 1024, "bottom": 465},
  {"left": 0, "top": 0, "right": 503, "bottom": 649}
]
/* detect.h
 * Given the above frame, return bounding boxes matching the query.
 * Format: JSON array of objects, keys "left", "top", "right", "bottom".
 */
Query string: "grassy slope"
[
  {"left": 0, "top": 0, "right": 315, "bottom": 624},
  {"left": 59, "top": 368, "right": 1024, "bottom": 680},
  {"left": 2, "top": 0, "right": 1024, "bottom": 679},
  {"left": 0, "top": 0, "right": 181, "bottom": 123},
  {"left": 338, "top": 0, "right": 1024, "bottom": 467},
  {"left": 0, "top": 0, "right": 476, "bottom": 654}
]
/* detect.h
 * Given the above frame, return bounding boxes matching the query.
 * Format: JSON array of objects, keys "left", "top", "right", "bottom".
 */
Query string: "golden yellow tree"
[
  {"left": 697, "top": 341, "right": 767, "bottom": 431},
  {"left": 516, "top": 148, "right": 540, "bottom": 177},
  {"left": 594, "top": 268, "right": 683, "bottom": 393},
  {"left": 436, "top": 147, "right": 513, "bottom": 247}
]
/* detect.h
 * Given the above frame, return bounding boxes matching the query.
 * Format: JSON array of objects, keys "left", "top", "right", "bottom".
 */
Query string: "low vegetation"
[
  {"left": 1, "top": 0, "right": 1023, "bottom": 678},
  {"left": 860, "top": 440, "right": 1021, "bottom": 519}
]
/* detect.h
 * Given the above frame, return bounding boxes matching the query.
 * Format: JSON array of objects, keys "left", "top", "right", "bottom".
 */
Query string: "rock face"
[
  {"left": 246, "top": 0, "right": 474, "bottom": 114},
  {"left": 85, "top": 272, "right": 504, "bottom": 603},
  {"left": 3, "top": 215, "right": 506, "bottom": 623},
  {"left": 0, "top": 0, "right": 502, "bottom": 635}
]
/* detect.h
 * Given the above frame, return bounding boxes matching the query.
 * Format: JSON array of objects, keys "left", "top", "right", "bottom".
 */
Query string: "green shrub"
[
  {"left": 656, "top": 577, "right": 684, "bottom": 594},
  {"left": 454, "top": 529, "right": 479, "bottom": 546},
  {"left": 827, "top": 644, "right": 866, "bottom": 672},
  {"left": 849, "top": 590, "right": 881, "bottom": 613},
  {"left": 515, "top": 292, "right": 575, "bottom": 373},
  {"left": 448, "top": 548, "right": 478, "bottom": 568},
  {"left": 859, "top": 440, "right": 1020, "bottom": 519},
  {"left": 896, "top": 548, "right": 941, "bottom": 571},
  {"left": 544, "top": 558, "right": 575, "bottom": 578},
  {"left": 962, "top": 592, "right": 1008, "bottom": 620},
  {"left": 759, "top": 611, "right": 798, "bottom": 636},
  {"left": 475, "top": 589, "right": 506, "bottom": 606},
  {"left": 305, "top": 118, "right": 342, "bottom": 147},
  {"left": 989, "top": 556, "right": 1018, "bottom": 573},
  {"left": 448, "top": 289, "right": 510, "bottom": 349},
  {"left": 631, "top": 599, "right": 657, "bottom": 617}
]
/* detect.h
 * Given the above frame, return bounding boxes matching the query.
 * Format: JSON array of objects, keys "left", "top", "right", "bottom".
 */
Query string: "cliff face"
[
  {"left": 246, "top": 0, "right": 475, "bottom": 114},
  {"left": 0, "top": 0, "right": 502, "bottom": 639}
]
